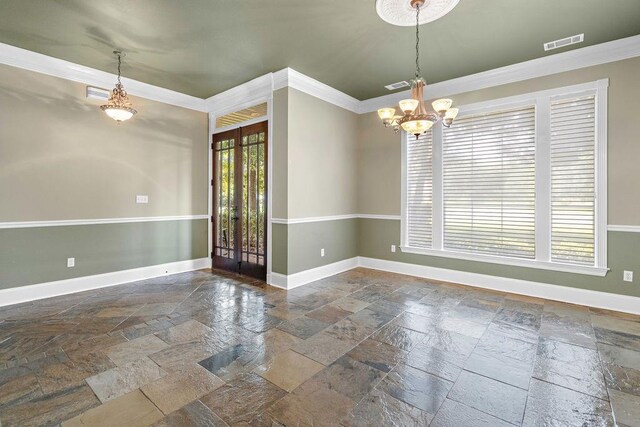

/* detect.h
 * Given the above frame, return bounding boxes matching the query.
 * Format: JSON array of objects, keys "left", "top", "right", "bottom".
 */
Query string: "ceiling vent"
[
  {"left": 86, "top": 86, "right": 111, "bottom": 101},
  {"left": 544, "top": 33, "right": 584, "bottom": 51},
  {"left": 385, "top": 80, "right": 410, "bottom": 90}
]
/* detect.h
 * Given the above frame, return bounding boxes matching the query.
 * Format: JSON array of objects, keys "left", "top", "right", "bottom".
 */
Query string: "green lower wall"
[
  {"left": 272, "top": 223, "right": 288, "bottom": 275},
  {"left": 8, "top": 216, "right": 634, "bottom": 300},
  {"left": 358, "top": 218, "right": 640, "bottom": 298},
  {"left": 271, "top": 218, "right": 358, "bottom": 275},
  {"left": 0, "top": 219, "right": 208, "bottom": 290}
]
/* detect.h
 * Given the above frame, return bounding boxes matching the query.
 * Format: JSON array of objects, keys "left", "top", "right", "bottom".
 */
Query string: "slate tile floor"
[{"left": 1, "top": 268, "right": 640, "bottom": 426}]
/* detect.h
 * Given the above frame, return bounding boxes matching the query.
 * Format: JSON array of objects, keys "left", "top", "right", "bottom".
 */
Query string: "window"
[
  {"left": 407, "top": 131, "right": 433, "bottom": 248},
  {"left": 550, "top": 96, "right": 596, "bottom": 266},
  {"left": 215, "top": 102, "right": 268, "bottom": 128},
  {"left": 401, "top": 80, "right": 608, "bottom": 276},
  {"left": 443, "top": 106, "right": 536, "bottom": 259}
]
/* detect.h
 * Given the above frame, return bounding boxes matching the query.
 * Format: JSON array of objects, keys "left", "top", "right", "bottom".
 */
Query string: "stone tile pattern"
[{"left": 0, "top": 267, "right": 639, "bottom": 426}]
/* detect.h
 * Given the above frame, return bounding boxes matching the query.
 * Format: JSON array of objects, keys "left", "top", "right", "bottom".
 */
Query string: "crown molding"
[
  {"left": 284, "top": 68, "right": 360, "bottom": 113},
  {"left": 3, "top": 34, "right": 639, "bottom": 117},
  {"left": 206, "top": 67, "right": 360, "bottom": 116},
  {"left": 0, "top": 43, "right": 207, "bottom": 112},
  {"left": 357, "top": 34, "right": 640, "bottom": 114},
  {"left": 272, "top": 68, "right": 289, "bottom": 91},
  {"left": 205, "top": 72, "right": 274, "bottom": 116}
]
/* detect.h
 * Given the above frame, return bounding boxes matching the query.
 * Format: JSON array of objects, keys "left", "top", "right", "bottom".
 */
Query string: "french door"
[{"left": 212, "top": 121, "right": 267, "bottom": 281}]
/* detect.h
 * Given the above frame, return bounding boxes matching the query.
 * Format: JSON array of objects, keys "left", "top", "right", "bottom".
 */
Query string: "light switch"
[
  {"left": 623, "top": 271, "right": 633, "bottom": 282},
  {"left": 136, "top": 195, "right": 149, "bottom": 204},
  {"left": 321, "top": 248, "right": 325, "bottom": 257},
  {"left": 67, "top": 257, "right": 75, "bottom": 268}
]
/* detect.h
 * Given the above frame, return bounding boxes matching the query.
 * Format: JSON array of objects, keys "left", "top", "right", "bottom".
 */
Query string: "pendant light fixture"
[
  {"left": 101, "top": 51, "right": 137, "bottom": 122},
  {"left": 377, "top": 0, "right": 458, "bottom": 137}
]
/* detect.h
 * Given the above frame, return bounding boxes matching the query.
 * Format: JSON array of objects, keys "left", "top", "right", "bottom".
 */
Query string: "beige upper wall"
[
  {"left": 357, "top": 57, "right": 640, "bottom": 226},
  {"left": 287, "top": 88, "right": 359, "bottom": 219},
  {"left": 0, "top": 64, "right": 208, "bottom": 222},
  {"left": 357, "top": 111, "right": 403, "bottom": 216},
  {"left": 271, "top": 88, "right": 288, "bottom": 219}
]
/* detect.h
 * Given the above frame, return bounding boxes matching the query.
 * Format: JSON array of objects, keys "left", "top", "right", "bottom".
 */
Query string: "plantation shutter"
[
  {"left": 406, "top": 130, "right": 433, "bottom": 248},
  {"left": 550, "top": 96, "right": 596, "bottom": 266},
  {"left": 442, "top": 106, "right": 536, "bottom": 259}
]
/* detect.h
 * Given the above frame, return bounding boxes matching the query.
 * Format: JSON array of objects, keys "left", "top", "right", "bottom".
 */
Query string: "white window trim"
[{"left": 400, "top": 79, "right": 609, "bottom": 277}]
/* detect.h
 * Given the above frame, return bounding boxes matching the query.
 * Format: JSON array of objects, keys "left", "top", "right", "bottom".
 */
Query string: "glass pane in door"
[
  {"left": 241, "top": 131, "right": 265, "bottom": 266},
  {"left": 215, "top": 137, "right": 234, "bottom": 259}
]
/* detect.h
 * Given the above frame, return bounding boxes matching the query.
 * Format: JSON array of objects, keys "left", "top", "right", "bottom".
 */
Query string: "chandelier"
[
  {"left": 377, "top": 0, "right": 458, "bottom": 137},
  {"left": 101, "top": 51, "right": 137, "bottom": 122}
]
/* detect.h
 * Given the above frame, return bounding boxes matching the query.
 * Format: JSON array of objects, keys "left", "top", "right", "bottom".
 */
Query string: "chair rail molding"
[
  {"left": 0, "top": 215, "right": 209, "bottom": 229},
  {"left": 608, "top": 225, "right": 640, "bottom": 233}
]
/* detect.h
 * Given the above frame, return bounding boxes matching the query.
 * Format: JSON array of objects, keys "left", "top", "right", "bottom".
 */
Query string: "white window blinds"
[
  {"left": 442, "top": 106, "right": 536, "bottom": 259},
  {"left": 550, "top": 96, "right": 596, "bottom": 265},
  {"left": 406, "top": 131, "right": 433, "bottom": 248}
]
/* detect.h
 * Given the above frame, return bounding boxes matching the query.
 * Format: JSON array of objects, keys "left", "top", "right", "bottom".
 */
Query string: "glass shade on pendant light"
[
  {"left": 103, "top": 107, "right": 135, "bottom": 122},
  {"left": 377, "top": 108, "right": 396, "bottom": 120},
  {"left": 102, "top": 105, "right": 136, "bottom": 122},
  {"left": 401, "top": 119, "right": 433, "bottom": 135},
  {"left": 443, "top": 107, "right": 459, "bottom": 126},
  {"left": 398, "top": 98, "right": 419, "bottom": 114},
  {"left": 432, "top": 98, "right": 453, "bottom": 115},
  {"left": 444, "top": 107, "right": 459, "bottom": 120}
]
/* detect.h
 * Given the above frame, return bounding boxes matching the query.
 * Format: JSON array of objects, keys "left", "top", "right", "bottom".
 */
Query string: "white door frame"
[{"left": 208, "top": 95, "right": 274, "bottom": 283}]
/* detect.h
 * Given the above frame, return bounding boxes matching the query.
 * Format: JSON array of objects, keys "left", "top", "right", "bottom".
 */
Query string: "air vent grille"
[
  {"left": 544, "top": 34, "right": 584, "bottom": 51},
  {"left": 385, "top": 81, "right": 410, "bottom": 90},
  {"left": 86, "top": 86, "right": 110, "bottom": 101}
]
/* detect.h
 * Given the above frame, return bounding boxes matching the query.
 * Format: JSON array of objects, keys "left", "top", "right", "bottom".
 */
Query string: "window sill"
[{"left": 399, "top": 246, "right": 609, "bottom": 277}]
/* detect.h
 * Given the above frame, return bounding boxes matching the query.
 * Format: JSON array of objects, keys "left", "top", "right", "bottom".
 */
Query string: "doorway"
[{"left": 212, "top": 121, "right": 268, "bottom": 281}]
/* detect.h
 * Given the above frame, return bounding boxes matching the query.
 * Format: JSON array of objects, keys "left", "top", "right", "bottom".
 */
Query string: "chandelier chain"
[
  {"left": 415, "top": 4, "right": 420, "bottom": 79},
  {"left": 116, "top": 52, "right": 122, "bottom": 85}
]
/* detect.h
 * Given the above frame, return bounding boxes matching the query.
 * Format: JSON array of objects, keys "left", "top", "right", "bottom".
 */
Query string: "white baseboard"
[
  {"left": 5, "top": 254, "right": 638, "bottom": 315},
  {"left": 0, "top": 258, "right": 211, "bottom": 307},
  {"left": 358, "top": 257, "right": 640, "bottom": 315},
  {"left": 267, "top": 257, "right": 359, "bottom": 290},
  {"left": 267, "top": 256, "right": 640, "bottom": 314},
  {"left": 268, "top": 273, "right": 288, "bottom": 290}
]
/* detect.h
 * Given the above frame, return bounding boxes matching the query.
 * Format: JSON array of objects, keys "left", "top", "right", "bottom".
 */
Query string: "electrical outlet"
[
  {"left": 136, "top": 195, "right": 149, "bottom": 204},
  {"left": 320, "top": 248, "right": 325, "bottom": 257},
  {"left": 67, "top": 257, "right": 75, "bottom": 268},
  {"left": 391, "top": 245, "right": 396, "bottom": 253},
  {"left": 623, "top": 271, "right": 633, "bottom": 282}
]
